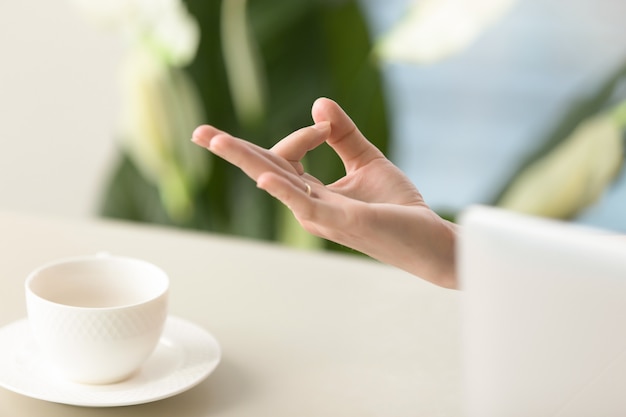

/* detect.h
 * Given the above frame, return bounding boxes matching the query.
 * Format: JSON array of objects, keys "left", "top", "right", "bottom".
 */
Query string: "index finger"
[
  {"left": 311, "top": 98, "right": 385, "bottom": 172},
  {"left": 192, "top": 125, "right": 302, "bottom": 187},
  {"left": 270, "top": 122, "right": 331, "bottom": 174}
]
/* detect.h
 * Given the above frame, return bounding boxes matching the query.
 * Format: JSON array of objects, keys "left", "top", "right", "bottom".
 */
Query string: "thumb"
[{"left": 311, "top": 97, "right": 384, "bottom": 172}]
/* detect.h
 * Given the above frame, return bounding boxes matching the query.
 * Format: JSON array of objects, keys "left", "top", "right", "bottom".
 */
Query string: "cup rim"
[{"left": 25, "top": 254, "right": 170, "bottom": 311}]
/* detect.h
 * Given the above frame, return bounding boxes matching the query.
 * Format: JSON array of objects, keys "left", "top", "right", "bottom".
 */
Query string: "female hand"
[{"left": 192, "top": 98, "right": 457, "bottom": 288}]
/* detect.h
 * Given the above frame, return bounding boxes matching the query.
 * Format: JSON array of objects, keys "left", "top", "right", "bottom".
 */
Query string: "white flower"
[
  {"left": 68, "top": 0, "right": 199, "bottom": 66},
  {"left": 70, "top": 0, "right": 206, "bottom": 220},
  {"left": 374, "top": 0, "right": 516, "bottom": 64},
  {"left": 119, "top": 48, "right": 208, "bottom": 220},
  {"left": 149, "top": 0, "right": 200, "bottom": 67}
]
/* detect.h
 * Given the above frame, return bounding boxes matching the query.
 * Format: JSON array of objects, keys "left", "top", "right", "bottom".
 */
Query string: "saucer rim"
[{"left": 0, "top": 315, "right": 221, "bottom": 407}]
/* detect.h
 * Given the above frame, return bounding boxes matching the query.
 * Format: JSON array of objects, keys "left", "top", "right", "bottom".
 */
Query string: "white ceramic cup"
[{"left": 25, "top": 254, "right": 169, "bottom": 385}]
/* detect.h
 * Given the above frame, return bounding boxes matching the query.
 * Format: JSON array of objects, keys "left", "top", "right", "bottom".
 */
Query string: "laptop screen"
[{"left": 458, "top": 205, "right": 626, "bottom": 417}]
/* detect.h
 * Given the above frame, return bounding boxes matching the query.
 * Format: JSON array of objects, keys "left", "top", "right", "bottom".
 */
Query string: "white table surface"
[{"left": 0, "top": 211, "right": 460, "bottom": 417}]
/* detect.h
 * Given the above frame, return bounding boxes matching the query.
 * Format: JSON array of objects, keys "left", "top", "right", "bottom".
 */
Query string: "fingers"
[
  {"left": 191, "top": 125, "right": 221, "bottom": 148},
  {"left": 192, "top": 121, "right": 333, "bottom": 186},
  {"left": 192, "top": 125, "right": 303, "bottom": 188},
  {"left": 270, "top": 122, "right": 330, "bottom": 175},
  {"left": 256, "top": 172, "right": 340, "bottom": 226},
  {"left": 192, "top": 122, "right": 330, "bottom": 193},
  {"left": 311, "top": 97, "right": 385, "bottom": 173}
]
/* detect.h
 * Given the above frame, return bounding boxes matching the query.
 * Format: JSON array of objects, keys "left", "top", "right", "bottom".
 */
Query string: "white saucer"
[{"left": 0, "top": 316, "right": 221, "bottom": 407}]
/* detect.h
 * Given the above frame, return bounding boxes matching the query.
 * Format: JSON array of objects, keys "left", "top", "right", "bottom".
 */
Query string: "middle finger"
[{"left": 208, "top": 133, "right": 306, "bottom": 188}]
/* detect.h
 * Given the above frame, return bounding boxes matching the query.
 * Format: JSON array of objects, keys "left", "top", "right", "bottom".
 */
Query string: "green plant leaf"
[{"left": 100, "top": 0, "right": 390, "bottom": 251}]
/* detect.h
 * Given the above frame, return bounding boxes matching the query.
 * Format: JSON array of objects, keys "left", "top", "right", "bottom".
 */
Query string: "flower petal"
[{"left": 374, "top": 0, "right": 516, "bottom": 64}]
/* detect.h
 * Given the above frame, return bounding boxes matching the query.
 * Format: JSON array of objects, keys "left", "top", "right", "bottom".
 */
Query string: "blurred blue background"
[{"left": 361, "top": 0, "right": 626, "bottom": 231}]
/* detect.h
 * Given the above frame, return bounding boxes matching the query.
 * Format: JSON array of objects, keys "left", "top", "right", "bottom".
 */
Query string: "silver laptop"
[{"left": 458, "top": 205, "right": 626, "bottom": 417}]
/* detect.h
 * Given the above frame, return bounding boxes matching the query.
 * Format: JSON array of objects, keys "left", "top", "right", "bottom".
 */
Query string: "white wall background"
[{"left": 0, "top": 1, "right": 122, "bottom": 218}]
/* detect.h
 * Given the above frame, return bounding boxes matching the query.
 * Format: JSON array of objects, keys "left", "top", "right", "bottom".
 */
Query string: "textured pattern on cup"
[
  {"left": 25, "top": 255, "right": 169, "bottom": 385},
  {"left": 28, "top": 298, "right": 167, "bottom": 341}
]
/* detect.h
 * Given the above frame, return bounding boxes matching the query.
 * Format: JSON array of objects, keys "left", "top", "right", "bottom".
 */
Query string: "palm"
[
  {"left": 192, "top": 97, "right": 457, "bottom": 288},
  {"left": 326, "top": 158, "right": 425, "bottom": 206}
]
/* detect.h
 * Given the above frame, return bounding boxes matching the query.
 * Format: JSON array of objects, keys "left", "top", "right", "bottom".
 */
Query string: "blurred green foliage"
[
  {"left": 494, "top": 60, "right": 626, "bottom": 205},
  {"left": 100, "top": 0, "right": 389, "bottom": 250},
  {"left": 100, "top": 0, "right": 626, "bottom": 244}
]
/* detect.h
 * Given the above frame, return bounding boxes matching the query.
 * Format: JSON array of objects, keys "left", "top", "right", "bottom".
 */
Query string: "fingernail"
[
  {"left": 191, "top": 135, "right": 209, "bottom": 147},
  {"left": 313, "top": 121, "right": 330, "bottom": 131}
]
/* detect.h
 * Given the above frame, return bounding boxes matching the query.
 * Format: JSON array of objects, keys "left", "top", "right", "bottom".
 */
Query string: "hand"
[{"left": 192, "top": 98, "right": 457, "bottom": 288}]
